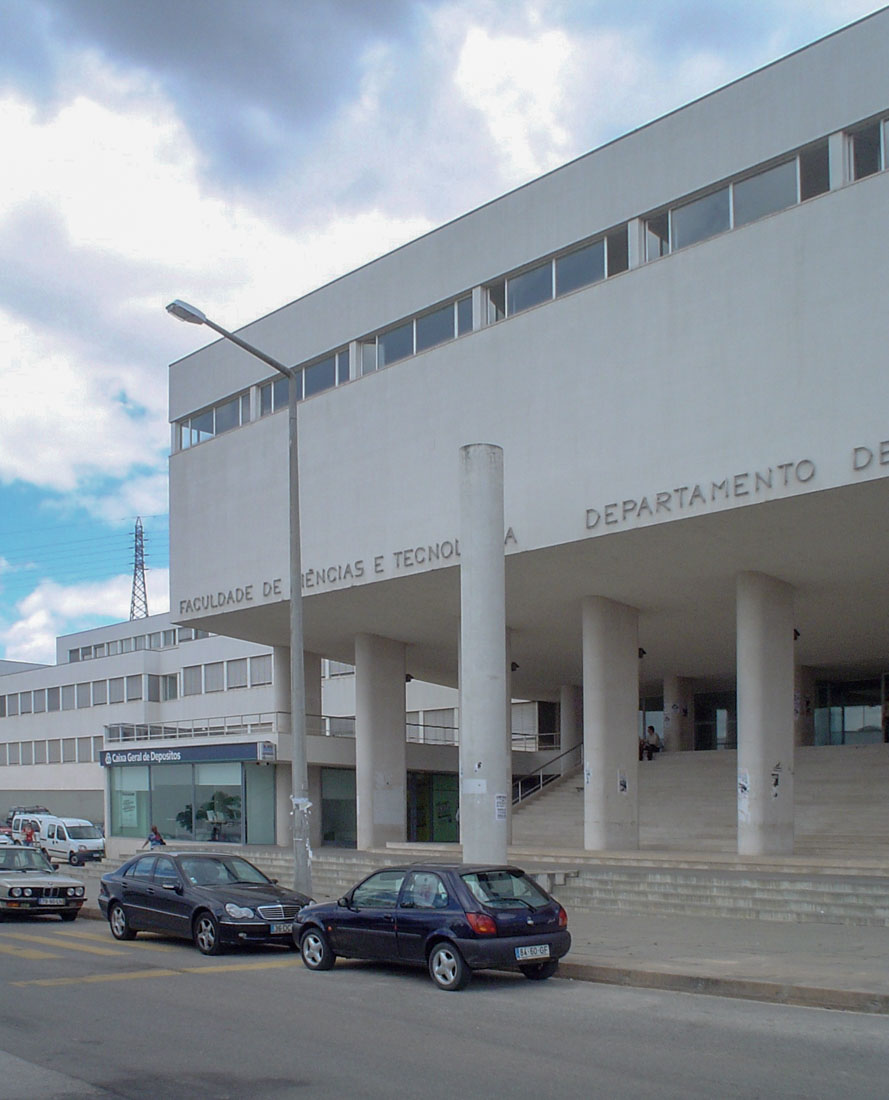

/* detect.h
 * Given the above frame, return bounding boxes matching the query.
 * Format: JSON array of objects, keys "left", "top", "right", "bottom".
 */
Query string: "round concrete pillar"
[
  {"left": 736, "top": 571, "right": 795, "bottom": 855},
  {"left": 459, "top": 443, "right": 510, "bottom": 864},
  {"left": 582, "top": 595, "right": 639, "bottom": 850}
]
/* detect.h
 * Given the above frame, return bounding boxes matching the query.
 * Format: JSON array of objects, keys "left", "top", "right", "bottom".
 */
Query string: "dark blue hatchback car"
[{"left": 294, "top": 863, "right": 570, "bottom": 990}]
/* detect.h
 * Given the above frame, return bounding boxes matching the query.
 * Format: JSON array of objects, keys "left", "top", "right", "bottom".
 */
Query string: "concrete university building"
[{"left": 3, "top": 11, "right": 888, "bottom": 862}]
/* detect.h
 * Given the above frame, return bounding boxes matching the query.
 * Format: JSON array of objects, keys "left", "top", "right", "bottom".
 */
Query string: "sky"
[{"left": 0, "top": 0, "right": 884, "bottom": 665}]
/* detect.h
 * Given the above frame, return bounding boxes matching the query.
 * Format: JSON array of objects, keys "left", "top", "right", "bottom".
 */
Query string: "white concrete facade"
[{"left": 162, "top": 11, "right": 889, "bottom": 856}]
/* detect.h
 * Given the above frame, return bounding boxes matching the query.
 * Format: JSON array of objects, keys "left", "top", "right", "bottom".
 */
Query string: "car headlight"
[
  {"left": 10, "top": 887, "right": 21, "bottom": 898},
  {"left": 76, "top": 886, "right": 85, "bottom": 897},
  {"left": 224, "top": 903, "right": 255, "bottom": 919},
  {"left": 22, "top": 887, "right": 32, "bottom": 897}
]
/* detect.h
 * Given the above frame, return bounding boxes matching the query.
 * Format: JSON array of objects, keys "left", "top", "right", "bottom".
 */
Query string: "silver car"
[{"left": 0, "top": 846, "right": 86, "bottom": 921}]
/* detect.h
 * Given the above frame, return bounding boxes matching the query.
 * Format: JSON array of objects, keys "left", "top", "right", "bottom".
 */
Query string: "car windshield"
[
  {"left": 461, "top": 869, "right": 550, "bottom": 910},
  {"left": 0, "top": 848, "right": 54, "bottom": 873},
  {"left": 67, "top": 826, "right": 103, "bottom": 839},
  {"left": 179, "top": 856, "right": 271, "bottom": 887}
]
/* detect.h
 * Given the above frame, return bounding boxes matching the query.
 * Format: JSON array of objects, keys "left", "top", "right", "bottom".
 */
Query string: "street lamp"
[{"left": 166, "top": 299, "right": 312, "bottom": 897}]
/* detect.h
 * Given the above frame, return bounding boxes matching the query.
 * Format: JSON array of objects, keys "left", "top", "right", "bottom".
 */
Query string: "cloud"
[{"left": 0, "top": 568, "right": 169, "bottom": 665}]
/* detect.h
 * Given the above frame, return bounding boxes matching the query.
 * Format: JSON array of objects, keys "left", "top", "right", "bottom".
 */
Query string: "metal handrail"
[{"left": 512, "top": 741, "right": 583, "bottom": 805}]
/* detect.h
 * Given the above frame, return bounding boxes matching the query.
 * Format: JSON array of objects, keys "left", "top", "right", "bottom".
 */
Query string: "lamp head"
[{"left": 166, "top": 299, "right": 207, "bottom": 325}]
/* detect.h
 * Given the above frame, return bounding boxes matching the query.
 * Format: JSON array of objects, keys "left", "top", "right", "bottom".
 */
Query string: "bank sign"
[{"left": 100, "top": 742, "right": 276, "bottom": 767}]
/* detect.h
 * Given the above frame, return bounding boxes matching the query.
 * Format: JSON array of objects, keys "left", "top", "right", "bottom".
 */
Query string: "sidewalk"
[
  {"left": 80, "top": 889, "right": 889, "bottom": 1014},
  {"left": 559, "top": 908, "right": 889, "bottom": 1014}
]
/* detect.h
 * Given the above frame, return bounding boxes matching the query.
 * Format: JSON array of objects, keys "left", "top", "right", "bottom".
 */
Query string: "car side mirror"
[
  {"left": 337, "top": 896, "right": 348, "bottom": 908},
  {"left": 162, "top": 882, "right": 183, "bottom": 894}
]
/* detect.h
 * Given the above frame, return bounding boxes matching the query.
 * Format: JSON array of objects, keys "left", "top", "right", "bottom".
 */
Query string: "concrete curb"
[
  {"left": 558, "top": 960, "right": 889, "bottom": 1015},
  {"left": 78, "top": 903, "right": 888, "bottom": 1015}
]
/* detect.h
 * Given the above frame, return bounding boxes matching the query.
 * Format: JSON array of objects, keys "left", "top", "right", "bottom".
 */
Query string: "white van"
[{"left": 12, "top": 814, "right": 104, "bottom": 864}]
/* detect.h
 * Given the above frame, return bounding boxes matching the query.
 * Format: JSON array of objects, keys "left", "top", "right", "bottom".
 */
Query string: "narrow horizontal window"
[
  {"left": 851, "top": 121, "right": 881, "bottom": 180},
  {"left": 191, "top": 409, "right": 214, "bottom": 444},
  {"left": 606, "top": 227, "right": 629, "bottom": 275},
  {"left": 486, "top": 282, "right": 506, "bottom": 323},
  {"left": 360, "top": 340, "right": 377, "bottom": 375},
  {"left": 645, "top": 211, "right": 669, "bottom": 259},
  {"left": 556, "top": 239, "right": 604, "bottom": 297},
  {"left": 336, "top": 348, "right": 350, "bottom": 384},
  {"left": 733, "top": 160, "right": 797, "bottom": 228},
  {"left": 507, "top": 261, "right": 552, "bottom": 316},
  {"left": 457, "top": 295, "right": 473, "bottom": 336},
  {"left": 378, "top": 322, "right": 413, "bottom": 367},
  {"left": 416, "top": 303, "right": 455, "bottom": 352},
  {"left": 671, "top": 186, "right": 730, "bottom": 251},
  {"left": 304, "top": 355, "right": 336, "bottom": 399}
]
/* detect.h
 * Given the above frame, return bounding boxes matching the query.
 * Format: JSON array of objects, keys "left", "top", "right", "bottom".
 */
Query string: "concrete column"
[
  {"left": 272, "top": 646, "right": 290, "bottom": 716},
  {"left": 559, "top": 685, "right": 583, "bottom": 773},
  {"left": 355, "top": 633, "right": 407, "bottom": 850},
  {"left": 274, "top": 764, "right": 291, "bottom": 849},
  {"left": 662, "top": 675, "right": 695, "bottom": 753},
  {"left": 304, "top": 651, "right": 323, "bottom": 737},
  {"left": 794, "top": 664, "right": 816, "bottom": 747},
  {"left": 459, "top": 443, "right": 510, "bottom": 864},
  {"left": 828, "top": 130, "right": 849, "bottom": 190},
  {"left": 627, "top": 217, "right": 645, "bottom": 269},
  {"left": 736, "top": 572, "right": 796, "bottom": 855},
  {"left": 582, "top": 596, "right": 639, "bottom": 850}
]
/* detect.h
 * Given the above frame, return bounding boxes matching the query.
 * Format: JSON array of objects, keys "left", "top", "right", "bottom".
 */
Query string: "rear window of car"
[
  {"left": 461, "top": 869, "right": 550, "bottom": 909},
  {"left": 125, "top": 857, "right": 156, "bottom": 880}
]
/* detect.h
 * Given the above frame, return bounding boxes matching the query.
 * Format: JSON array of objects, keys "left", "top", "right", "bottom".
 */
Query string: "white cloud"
[{"left": 0, "top": 569, "right": 170, "bottom": 665}]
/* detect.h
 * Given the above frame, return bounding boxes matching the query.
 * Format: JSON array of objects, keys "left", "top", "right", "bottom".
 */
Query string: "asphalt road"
[{"left": 1, "top": 915, "right": 887, "bottom": 1099}]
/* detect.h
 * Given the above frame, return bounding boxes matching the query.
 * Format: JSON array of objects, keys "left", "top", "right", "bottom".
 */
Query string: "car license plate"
[
  {"left": 38, "top": 898, "right": 65, "bottom": 906},
  {"left": 515, "top": 944, "right": 550, "bottom": 960},
  {"left": 270, "top": 922, "right": 292, "bottom": 935}
]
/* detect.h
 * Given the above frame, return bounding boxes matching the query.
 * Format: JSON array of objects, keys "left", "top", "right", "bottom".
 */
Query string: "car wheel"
[
  {"left": 68, "top": 852, "right": 82, "bottom": 866},
  {"left": 299, "top": 927, "right": 335, "bottom": 970},
  {"left": 428, "top": 942, "right": 470, "bottom": 991},
  {"left": 194, "top": 911, "right": 223, "bottom": 956},
  {"left": 59, "top": 910, "right": 78, "bottom": 922},
  {"left": 520, "top": 959, "right": 559, "bottom": 981},
  {"left": 108, "top": 902, "right": 136, "bottom": 941}
]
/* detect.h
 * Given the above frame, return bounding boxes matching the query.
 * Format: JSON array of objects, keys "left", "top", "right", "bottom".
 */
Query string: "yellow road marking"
[
  {"left": 0, "top": 943, "right": 60, "bottom": 960},
  {"left": 1, "top": 932, "right": 123, "bottom": 956},
  {"left": 11, "top": 957, "right": 300, "bottom": 988},
  {"left": 51, "top": 929, "right": 179, "bottom": 952}
]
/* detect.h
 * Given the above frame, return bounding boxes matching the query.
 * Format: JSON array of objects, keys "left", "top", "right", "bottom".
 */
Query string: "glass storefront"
[
  {"left": 105, "top": 745, "right": 277, "bottom": 844},
  {"left": 320, "top": 767, "right": 356, "bottom": 847},
  {"left": 407, "top": 771, "right": 459, "bottom": 843},
  {"left": 814, "top": 679, "right": 886, "bottom": 745}
]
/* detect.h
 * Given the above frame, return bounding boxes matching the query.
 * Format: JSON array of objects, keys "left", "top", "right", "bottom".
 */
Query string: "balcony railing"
[{"left": 105, "top": 713, "right": 562, "bottom": 754}]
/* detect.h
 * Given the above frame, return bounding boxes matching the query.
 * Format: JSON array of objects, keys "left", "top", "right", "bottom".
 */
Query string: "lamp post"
[{"left": 166, "top": 299, "right": 312, "bottom": 897}]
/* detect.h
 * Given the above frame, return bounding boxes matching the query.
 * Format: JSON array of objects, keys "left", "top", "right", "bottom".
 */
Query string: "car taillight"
[
  {"left": 466, "top": 911, "right": 497, "bottom": 936},
  {"left": 557, "top": 905, "right": 568, "bottom": 929}
]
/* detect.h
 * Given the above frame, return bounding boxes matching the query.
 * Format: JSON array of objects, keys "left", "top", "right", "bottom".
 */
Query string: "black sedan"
[
  {"left": 294, "top": 863, "right": 570, "bottom": 990},
  {"left": 98, "top": 851, "right": 311, "bottom": 955}
]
